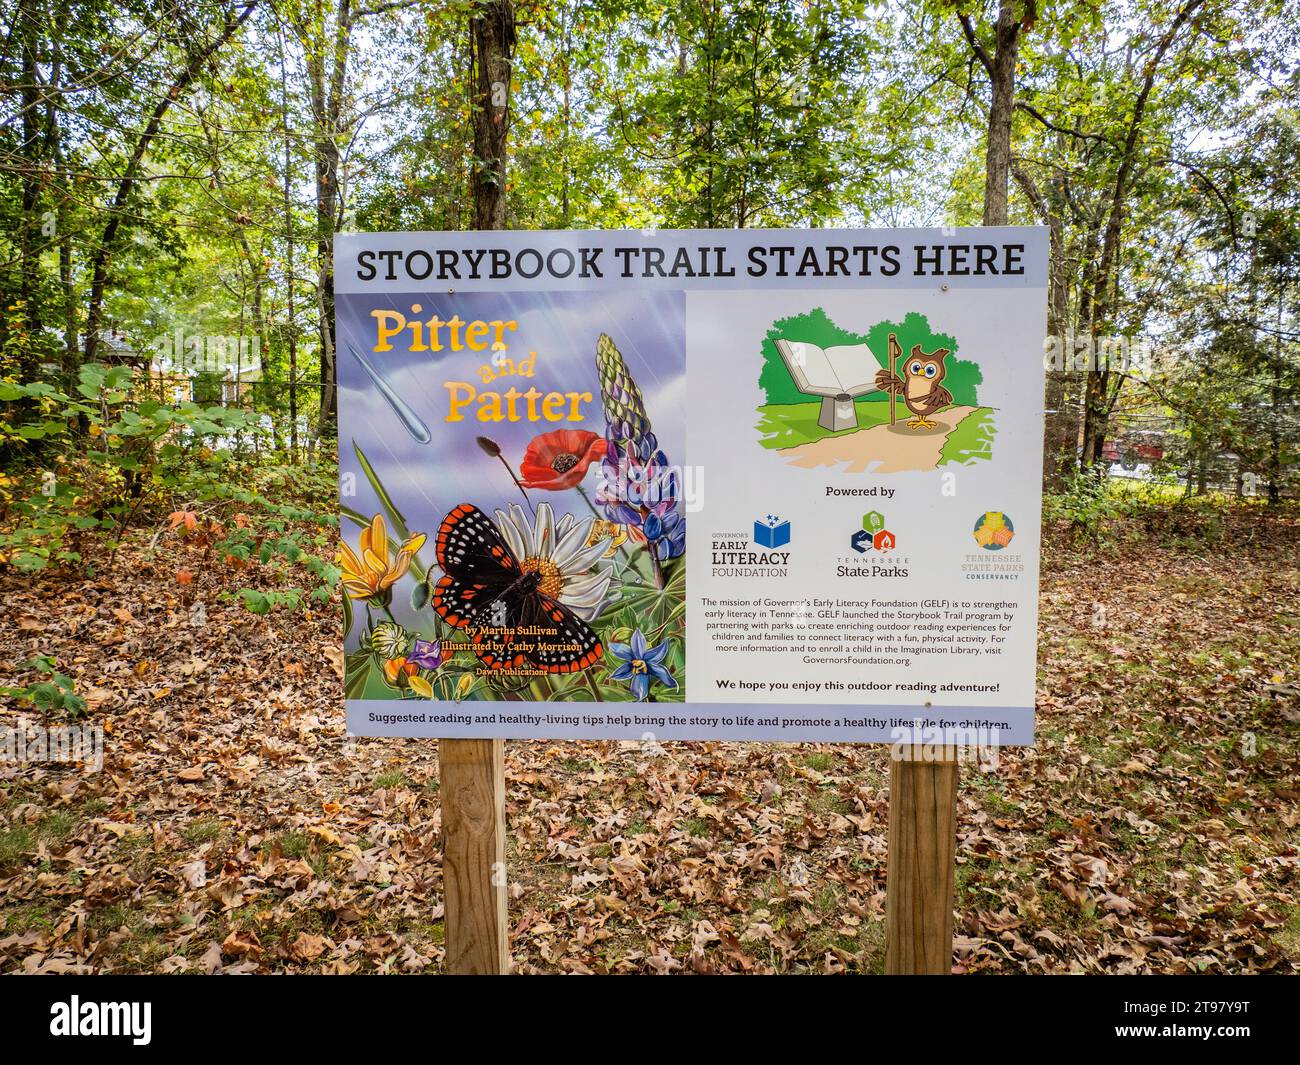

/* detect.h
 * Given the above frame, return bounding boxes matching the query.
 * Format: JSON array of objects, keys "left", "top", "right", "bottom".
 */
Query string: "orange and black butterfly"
[{"left": 431, "top": 504, "right": 603, "bottom": 673}]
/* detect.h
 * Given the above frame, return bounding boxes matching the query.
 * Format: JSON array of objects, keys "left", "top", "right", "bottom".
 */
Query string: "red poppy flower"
[{"left": 519, "top": 429, "right": 607, "bottom": 490}]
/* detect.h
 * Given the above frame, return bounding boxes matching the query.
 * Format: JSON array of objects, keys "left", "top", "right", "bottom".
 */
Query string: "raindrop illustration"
[{"left": 349, "top": 346, "right": 432, "bottom": 444}]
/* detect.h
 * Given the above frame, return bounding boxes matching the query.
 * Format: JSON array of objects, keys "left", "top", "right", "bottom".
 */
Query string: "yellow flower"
[
  {"left": 586, "top": 519, "right": 630, "bottom": 558},
  {"left": 339, "top": 514, "right": 426, "bottom": 602},
  {"left": 382, "top": 656, "right": 433, "bottom": 698}
]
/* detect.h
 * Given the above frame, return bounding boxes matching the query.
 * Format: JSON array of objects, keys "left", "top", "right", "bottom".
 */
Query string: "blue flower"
[{"left": 608, "top": 630, "right": 677, "bottom": 701}]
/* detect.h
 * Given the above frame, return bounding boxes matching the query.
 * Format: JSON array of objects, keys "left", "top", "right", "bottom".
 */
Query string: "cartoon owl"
[{"left": 875, "top": 343, "right": 953, "bottom": 430}]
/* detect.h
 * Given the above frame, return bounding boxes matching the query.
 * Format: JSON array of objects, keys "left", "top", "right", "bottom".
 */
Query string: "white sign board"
[{"left": 337, "top": 228, "right": 1047, "bottom": 746}]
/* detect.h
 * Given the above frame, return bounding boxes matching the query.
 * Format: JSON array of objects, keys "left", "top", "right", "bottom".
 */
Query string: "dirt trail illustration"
[{"left": 781, "top": 405, "right": 979, "bottom": 473}]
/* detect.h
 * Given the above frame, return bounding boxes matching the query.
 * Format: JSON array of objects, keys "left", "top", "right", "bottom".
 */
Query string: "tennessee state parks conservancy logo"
[
  {"left": 962, "top": 511, "right": 1023, "bottom": 581},
  {"left": 972, "top": 511, "right": 1015, "bottom": 550},
  {"left": 50, "top": 996, "right": 152, "bottom": 1045}
]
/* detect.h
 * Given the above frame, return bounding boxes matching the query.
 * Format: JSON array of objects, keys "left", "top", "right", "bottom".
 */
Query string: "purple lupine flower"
[{"left": 594, "top": 334, "right": 686, "bottom": 562}]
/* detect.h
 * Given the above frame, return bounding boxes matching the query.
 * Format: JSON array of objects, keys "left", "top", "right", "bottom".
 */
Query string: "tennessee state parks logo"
[{"left": 851, "top": 510, "right": 896, "bottom": 552}]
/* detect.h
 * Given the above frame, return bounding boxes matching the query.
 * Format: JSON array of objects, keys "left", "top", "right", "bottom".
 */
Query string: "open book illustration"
[{"left": 774, "top": 338, "right": 883, "bottom": 431}]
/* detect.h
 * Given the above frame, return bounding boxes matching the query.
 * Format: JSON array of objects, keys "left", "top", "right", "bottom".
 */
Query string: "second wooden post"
[
  {"left": 440, "top": 738, "right": 509, "bottom": 973},
  {"left": 885, "top": 746, "right": 959, "bottom": 974}
]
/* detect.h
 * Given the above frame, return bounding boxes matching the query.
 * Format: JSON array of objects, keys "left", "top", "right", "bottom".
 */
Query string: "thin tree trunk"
[
  {"left": 275, "top": 21, "right": 299, "bottom": 459},
  {"left": 470, "top": 0, "right": 516, "bottom": 229},
  {"left": 313, "top": 127, "right": 339, "bottom": 428},
  {"left": 1079, "top": 0, "right": 1205, "bottom": 468},
  {"left": 1268, "top": 277, "right": 1284, "bottom": 504},
  {"left": 83, "top": 1, "right": 256, "bottom": 362},
  {"left": 47, "top": 12, "right": 76, "bottom": 382},
  {"left": 982, "top": 0, "right": 1024, "bottom": 226},
  {"left": 293, "top": 0, "right": 352, "bottom": 434},
  {"left": 18, "top": 0, "right": 43, "bottom": 355},
  {"left": 957, "top": 2, "right": 1034, "bottom": 227}
]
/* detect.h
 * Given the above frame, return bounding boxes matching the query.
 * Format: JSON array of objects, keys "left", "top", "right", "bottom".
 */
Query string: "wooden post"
[
  {"left": 439, "top": 0, "right": 515, "bottom": 977},
  {"left": 885, "top": 746, "right": 958, "bottom": 974},
  {"left": 888, "top": 332, "right": 901, "bottom": 426},
  {"left": 440, "top": 738, "right": 509, "bottom": 973}
]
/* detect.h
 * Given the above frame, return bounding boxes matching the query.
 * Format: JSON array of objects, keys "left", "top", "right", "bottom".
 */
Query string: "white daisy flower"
[{"left": 493, "top": 502, "right": 614, "bottom": 620}]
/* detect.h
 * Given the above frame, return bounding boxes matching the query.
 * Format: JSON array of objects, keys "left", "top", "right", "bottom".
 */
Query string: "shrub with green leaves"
[
  {"left": 1043, "top": 470, "right": 1137, "bottom": 540},
  {"left": 0, "top": 362, "right": 260, "bottom": 570},
  {"left": 0, "top": 656, "right": 87, "bottom": 718}
]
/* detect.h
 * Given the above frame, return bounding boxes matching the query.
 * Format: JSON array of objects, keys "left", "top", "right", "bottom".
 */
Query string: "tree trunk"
[
  {"left": 1013, "top": 162, "right": 1073, "bottom": 489},
  {"left": 297, "top": 0, "right": 352, "bottom": 435},
  {"left": 84, "top": 1, "right": 256, "bottom": 363},
  {"left": 1041, "top": 212, "right": 1075, "bottom": 487},
  {"left": 277, "top": 21, "right": 299, "bottom": 459},
  {"left": 48, "top": 13, "right": 76, "bottom": 382},
  {"left": 314, "top": 128, "right": 339, "bottom": 428},
  {"left": 1079, "top": 367, "right": 1109, "bottom": 469},
  {"left": 1078, "top": 0, "right": 1205, "bottom": 471},
  {"left": 470, "top": 0, "right": 516, "bottom": 229},
  {"left": 17, "top": 0, "right": 44, "bottom": 360},
  {"left": 1268, "top": 288, "right": 1284, "bottom": 505},
  {"left": 982, "top": 0, "right": 1023, "bottom": 227}
]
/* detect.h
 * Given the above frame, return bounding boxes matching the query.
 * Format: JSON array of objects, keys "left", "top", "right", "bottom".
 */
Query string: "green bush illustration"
[{"left": 759, "top": 308, "right": 983, "bottom": 408}]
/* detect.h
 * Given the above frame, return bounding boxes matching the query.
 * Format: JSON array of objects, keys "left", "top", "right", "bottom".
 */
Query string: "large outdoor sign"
[{"left": 337, "top": 228, "right": 1047, "bottom": 745}]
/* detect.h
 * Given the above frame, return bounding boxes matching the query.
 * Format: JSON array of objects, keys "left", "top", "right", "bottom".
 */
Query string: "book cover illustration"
[
  {"left": 757, "top": 309, "right": 996, "bottom": 473},
  {"left": 337, "top": 291, "right": 686, "bottom": 705}
]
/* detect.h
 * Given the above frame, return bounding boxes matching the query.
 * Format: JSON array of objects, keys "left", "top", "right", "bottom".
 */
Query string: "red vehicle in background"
[{"left": 1103, "top": 432, "right": 1166, "bottom": 470}]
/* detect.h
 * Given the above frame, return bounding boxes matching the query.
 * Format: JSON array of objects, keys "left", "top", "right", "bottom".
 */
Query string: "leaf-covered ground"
[{"left": 1, "top": 507, "right": 1296, "bottom": 974}]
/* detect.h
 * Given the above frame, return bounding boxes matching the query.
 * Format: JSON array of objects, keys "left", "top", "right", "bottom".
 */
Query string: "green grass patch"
[
  {"left": 1, "top": 900, "right": 54, "bottom": 935},
  {"left": 0, "top": 827, "right": 34, "bottom": 869},
  {"left": 939, "top": 407, "right": 997, "bottom": 466},
  {"left": 756, "top": 398, "right": 890, "bottom": 450},
  {"left": 270, "top": 830, "right": 314, "bottom": 860},
  {"left": 802, "top": 751, "right": 836, "bottom": 773},
  {"left": 808, "top": 787, "right": 850, "bottom": 816},
  {"left": 182, "top": 818, "right": 223, "bottom": 846},
  {"left": 1274, "top": 905, "right": 1300, "bottom": 960},
  {"left": 39, "top": 810, "right": 77, "bottom": 841}
]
